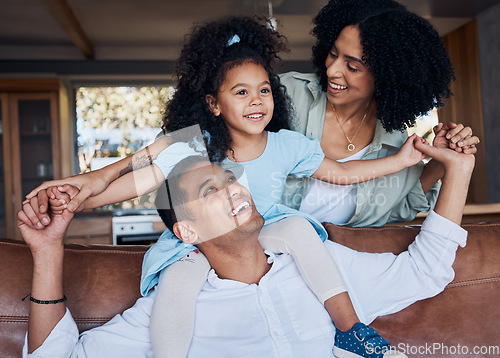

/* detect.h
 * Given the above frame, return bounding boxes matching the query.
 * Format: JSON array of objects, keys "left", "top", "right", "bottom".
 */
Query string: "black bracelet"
[
  {"left": 30, "top": 295, "right": 67, "bottom": 304},
  {"left": 22, "top": 293, "right": 67, "bottom": 304}
]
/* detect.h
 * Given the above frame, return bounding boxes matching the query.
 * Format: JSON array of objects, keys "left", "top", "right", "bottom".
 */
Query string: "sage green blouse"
[{"left": 280, "top": 72, "right": 440, "bottom": 227}]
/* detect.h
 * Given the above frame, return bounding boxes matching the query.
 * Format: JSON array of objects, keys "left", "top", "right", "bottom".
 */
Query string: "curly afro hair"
[
  {"left": 312, "top": 0, "right": 455, "bottom": 132},
  {"left": 163, "top": 15, "right": 291, "bottom": 161}
]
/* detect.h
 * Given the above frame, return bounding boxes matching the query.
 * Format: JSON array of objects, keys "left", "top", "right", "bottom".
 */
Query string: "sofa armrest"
[{"left": 0, "top": 239, "right": 147, "bottom": 357}]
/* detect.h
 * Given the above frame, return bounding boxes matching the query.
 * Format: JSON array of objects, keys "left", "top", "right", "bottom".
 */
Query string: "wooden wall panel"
[{"left": 438, "top": 19, "right": 489, "bottom": 203}]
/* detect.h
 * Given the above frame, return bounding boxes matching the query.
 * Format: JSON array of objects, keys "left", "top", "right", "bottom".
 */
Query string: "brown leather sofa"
[{"left": 1, "top": 222, "right": 499, "bottom": 358}]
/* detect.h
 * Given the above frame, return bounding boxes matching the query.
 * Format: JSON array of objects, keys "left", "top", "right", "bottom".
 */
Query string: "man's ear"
[
  {"left": 172, "top": 221, "right": 199, "bottom": 244},
  {"left": 205, "top": 94, "right": 221, "bottom": 116}
]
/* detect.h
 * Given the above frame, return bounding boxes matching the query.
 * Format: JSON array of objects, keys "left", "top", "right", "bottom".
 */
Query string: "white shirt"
[
  {"left": 299, "top": 145, "right": 369, "bottom": 225},
  {"left": 24, "top": 211, "right": 467, "bottom": 358}
]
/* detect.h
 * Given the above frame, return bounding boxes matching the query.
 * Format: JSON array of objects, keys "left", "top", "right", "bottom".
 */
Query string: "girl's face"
[
  {"left": 206, "top": 61, "right": 274, "bottom": 139},
  {"left": 324, "top": 25, "right": 375, "bottom": 108}
]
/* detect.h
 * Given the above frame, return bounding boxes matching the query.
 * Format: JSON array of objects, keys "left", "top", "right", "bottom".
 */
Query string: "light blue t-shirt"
[
  {"left": 141, "top": 129, "right": 326, "bottom": 295},
  {"left": 227, "top": 129, "right": 325, "bottom": 215}
]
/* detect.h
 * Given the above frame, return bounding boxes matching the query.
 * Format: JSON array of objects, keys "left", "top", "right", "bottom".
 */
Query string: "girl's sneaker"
[{"left": 333, "top": 322, "right": 407, "bottom": 358}]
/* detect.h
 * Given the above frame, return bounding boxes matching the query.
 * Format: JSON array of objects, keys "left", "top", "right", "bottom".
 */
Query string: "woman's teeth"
[{"left": 329, "top": 83, "right": 347, "bottom": 90}]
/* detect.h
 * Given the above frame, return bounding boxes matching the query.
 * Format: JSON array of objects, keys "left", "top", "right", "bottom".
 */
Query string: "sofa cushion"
[{"left": 324, "top": 222, "right": 500, "bottom": 357}]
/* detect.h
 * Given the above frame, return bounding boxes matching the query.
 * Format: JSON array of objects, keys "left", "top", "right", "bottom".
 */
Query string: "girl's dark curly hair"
[
  {"left": 312, "top": 0, "right": 455, "bottom": 132},
  {"left": 163, "top": 15, "right": 291, "bottom": 161}
]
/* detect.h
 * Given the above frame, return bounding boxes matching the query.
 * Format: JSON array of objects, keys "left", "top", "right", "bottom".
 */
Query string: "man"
[{"left": 18, "top": 138, "right": 474, "bottom": 357}]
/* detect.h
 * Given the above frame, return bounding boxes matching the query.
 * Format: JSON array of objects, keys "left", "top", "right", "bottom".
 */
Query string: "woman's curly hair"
[
  {"left": 312, "top": 0, "right": 455, "bottom": 132},
  {"left": 163, "top": 15, "right": 291, "bottom": 161}
]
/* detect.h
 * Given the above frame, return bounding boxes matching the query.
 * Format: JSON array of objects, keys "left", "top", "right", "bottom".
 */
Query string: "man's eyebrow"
[
  {"left": 197, "top": 176, "right": 215, "bottom": 197},
  {"left": 195, "top": 168, "right": 235, "bottom": 197}
]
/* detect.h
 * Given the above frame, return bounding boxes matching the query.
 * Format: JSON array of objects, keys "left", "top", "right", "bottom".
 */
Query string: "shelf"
[
  {"left": 22, "top": 176, "right": 53, "bottom": 181},
  {"left": 1, "top": 79, "right": 68, "bottom": 241},
  {"left": 20, "top": 131, "right": 51, "bottom": 137}
]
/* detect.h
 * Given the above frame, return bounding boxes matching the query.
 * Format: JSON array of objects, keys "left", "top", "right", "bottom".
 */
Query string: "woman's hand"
[
  {"left": 436, "top": 122, "right": 480, "bottom": 154},
  {"left": 25, "top": 170, "right": 110, "bottom": 214}
]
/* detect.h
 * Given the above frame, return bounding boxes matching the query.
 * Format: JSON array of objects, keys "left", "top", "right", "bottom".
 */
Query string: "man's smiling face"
[{"left": 176, "top": 161, "right": 264, "bottom": 244}]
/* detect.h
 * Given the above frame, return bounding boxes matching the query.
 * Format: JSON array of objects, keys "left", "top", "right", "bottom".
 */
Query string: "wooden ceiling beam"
[{"left": 44, "top": 0, "right": 95, "bottom": 59}]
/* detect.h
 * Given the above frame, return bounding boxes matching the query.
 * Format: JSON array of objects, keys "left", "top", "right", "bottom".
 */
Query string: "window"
[{"left": 76, "top": 86, "right": 175, "bottom": 210}]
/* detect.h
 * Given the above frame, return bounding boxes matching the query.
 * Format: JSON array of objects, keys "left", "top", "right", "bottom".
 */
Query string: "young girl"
[{"left": 37, "top": 16, "right": 422, "bottom": 358}]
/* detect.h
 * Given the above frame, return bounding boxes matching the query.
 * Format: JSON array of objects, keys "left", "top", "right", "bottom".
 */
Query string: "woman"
[{"left": 280, "top": 0, "right": 479, "bottom": 226}]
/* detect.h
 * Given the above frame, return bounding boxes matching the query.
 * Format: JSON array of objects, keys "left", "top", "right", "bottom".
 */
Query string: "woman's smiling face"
[{"left": 324, "top": 25, "right": 375, "bottom": 108}]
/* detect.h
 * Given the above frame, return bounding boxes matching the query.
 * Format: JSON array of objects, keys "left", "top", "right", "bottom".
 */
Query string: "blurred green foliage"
[{"left": 76, "top": 86, "right": 174, "bottom": 210}]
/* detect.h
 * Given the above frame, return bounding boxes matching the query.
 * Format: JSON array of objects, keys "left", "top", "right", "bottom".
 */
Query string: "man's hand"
[
  {"left": 17, "top": 204, "right": 74, "bottom": 255},
  {"left": 415, "top": 136, "right": 475, "bottom": 175},
  {"left": 415, "top": 135, "right": 475, "bottom": 225},
  {"left": 21, "top": 185, "right": 80, "bottom": 228},
  {"left": 418, "top": 122, "right": 479, "bottom": 194},
  {"left": 25, "top": 170, "right": 110, "bottom": 213}
]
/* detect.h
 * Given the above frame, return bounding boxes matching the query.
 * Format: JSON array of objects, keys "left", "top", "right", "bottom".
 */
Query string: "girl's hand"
[
  {"left": 25, "top": 170, "right": 110, "bottom": 213},
  {"left": 47, "top": 186, "right": 79, "bottom": 215},
  {"left": 397, "top": 134, "right": 426, "bottom": 168},
  {"left": 435, "top": 122, "right": 480, "bottom": 154},
  {"left": 20, "top": 186, "right": 80, "bottom": 228}
]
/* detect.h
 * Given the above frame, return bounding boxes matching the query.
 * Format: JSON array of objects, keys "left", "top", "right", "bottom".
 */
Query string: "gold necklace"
[{"left": 331, "top": 104, "right": 367, "bottom": 152}]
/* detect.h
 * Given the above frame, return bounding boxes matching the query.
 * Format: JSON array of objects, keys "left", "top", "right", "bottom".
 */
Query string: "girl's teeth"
[{"left": 247, "top": 114, "right": 263, "bottom": 118}]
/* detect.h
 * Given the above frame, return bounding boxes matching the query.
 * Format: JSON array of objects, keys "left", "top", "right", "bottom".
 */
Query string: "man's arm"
[
  {"left": 420, "top": 122, "right": 477, "bottom": 194},
  {"left": 327, "top": 140, "right": 474, "bottom": 323},
  {"left": 21, "top": 294, "right": 155, "bottom": 358},
  {"left": 327, "top": 210, "right": 467, "bottom": 325},
  {"left": 17, "top": 208, "right": 74, "bottom": 352},
  {"left": 18, "top": 204, "right": 155, "bottom": 357},
  {"left": 414, "top": 136, "right": 475, "bottom": 224}
]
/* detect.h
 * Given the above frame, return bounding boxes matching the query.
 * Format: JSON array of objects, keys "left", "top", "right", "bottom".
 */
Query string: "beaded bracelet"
[{"left": 22, "top": 293, "right": 67, "bottom": 304}]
